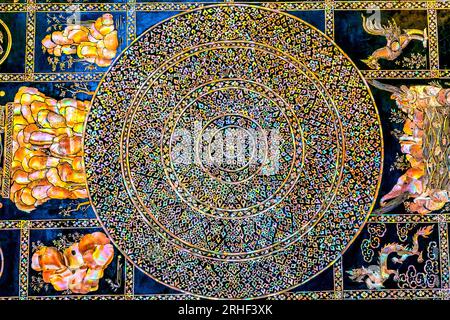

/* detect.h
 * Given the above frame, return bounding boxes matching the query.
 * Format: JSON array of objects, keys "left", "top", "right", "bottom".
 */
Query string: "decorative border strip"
[
  {"left": 0, "top": 219, "right": 101, "bottom": 230},
  {"left": 124, "top": 260, "right": 134, "bottom": 298},
  {"left": 325, "top": 0, "right": 334, "bottom": 39},
  {"left": 1, "top": 1, "right": 450, "bottom": 12},
  {"left": 127, "top": 0, "right": 137, "bottom": 45},
  {"left": 25, "top": 4, "right": 36, "bottom": 77},
  {"left": 18, "top": 221, "right": 30, "bottom": 300},
  {"left": 261, "top": 2, "right": 325, "bottom": 11},
  {"left": 268, "top": 290, "right": 336, "bottom": 300},
  {"left": 1, "top": 103, "right": 13, "bottom": 199},
  {"left": 3, "top": 289, "right": 450, "bottom": 300},
  {"left": 333, "top": 1, "right": 430, "bottom": 10},
  {"left": 436, "top": 0, "right": 450, "bottom": 10},
  {"left": 0, "top": 221, "right": 22, "bottom": 230},
  {"left": 333, "top": 257, "right": 343, "bottom": 299},
  {"left": 368, "top": 214, "right": 450, "bottom": 223},
  {"left": 32, "top": 3, "right": 128, "bottom": 12},
  {"left": 439, "top": 221, "right": 450, "bottom": 289},
  {"left": 270, "top": 289, "right": 449, "bottom": 300},
  {"left": 33, "top": 73, "right": 104, "bottom": 82},
  {"left": 0, "top": 296, "right": 19, "bottom": 300},
  {"left": 0, "top": 4, "right": 28, "bottom": 13},
  {"left": 28, "top": 219, "right": 101, "bottom": 229},
  {"left": 135, "top": 2, "right": 220, "bottom": 11},
  {"left": 0, "top": 73, "right": 103, "bottom": 82},
  {"left": 361, "top": 70, "right": 433, "bottom": 79},
  {"left": 27, "top": 294, "right": 199, "bottom": 300},
  {"left": 343, "top": 288, "right": 446, "bottom": 299},
  {"left": 0, "top": 74, "right": 26, "bottom": 82},
  {"left": 428, "top": 7, "right": 440, "bottom": 71}
]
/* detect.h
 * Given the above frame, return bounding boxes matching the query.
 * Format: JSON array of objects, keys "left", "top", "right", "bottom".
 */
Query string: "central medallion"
[
  {"left": 198, "top": 114, "right": 266, "bottom": 182},
  {"left": 84, "top": 4, "right": 383, "bottom": 298}
]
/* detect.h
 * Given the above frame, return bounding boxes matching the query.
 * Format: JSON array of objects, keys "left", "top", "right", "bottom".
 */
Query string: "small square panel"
[
  {"left": 34, "top": 11, "right": 127, "bottom": 73},
  {"left": 28, "top": 228, "right": 125, "bottom": 297},
  {"left": 343, "top": 223, "right": 440, "bottom": 290},
  {"left": 334, "top": 10, "right": 428, "bottom": 70}
]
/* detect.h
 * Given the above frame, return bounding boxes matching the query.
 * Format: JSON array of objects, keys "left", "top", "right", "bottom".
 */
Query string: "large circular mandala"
[{"left": 84, "top": 4, "right": 383, "bottom": 299}]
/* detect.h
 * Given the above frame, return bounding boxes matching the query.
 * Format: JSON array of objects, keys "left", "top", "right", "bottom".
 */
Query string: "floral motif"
[
  {"left": 31, "top": 232, "right": 114, "bottom": 294},
  {"left": 42, "top": 13, "right": 119, "bottom": 68},
  {"left": 9, "top": 87, "right": 89, "bottom": 212}
]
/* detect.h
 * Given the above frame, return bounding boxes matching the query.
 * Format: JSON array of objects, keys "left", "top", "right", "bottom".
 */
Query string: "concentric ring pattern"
[{"left": 84, "top": 4, "right": 383, "bottom": 299}]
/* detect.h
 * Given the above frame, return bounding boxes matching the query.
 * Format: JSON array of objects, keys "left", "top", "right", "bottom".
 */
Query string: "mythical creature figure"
[
  {"left": 371, "top": 80, "right": 450, "bottom": 214},
  {"left": 347, "top": 225, "right": 434, "bottom": 289},
  {"left": 31, "top": 232, "right": 114, "bottom": 294},
  {"left": 361, "top": 15, "right": 427, "bottom": 69}
]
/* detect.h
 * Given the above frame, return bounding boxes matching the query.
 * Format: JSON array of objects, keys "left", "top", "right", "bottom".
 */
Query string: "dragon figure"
[
  {"left": 347, "top": 225, "right": 434, "bottom": 289},
  {"left": 361, "top": 14, "right": 427, "bottom": 70}
]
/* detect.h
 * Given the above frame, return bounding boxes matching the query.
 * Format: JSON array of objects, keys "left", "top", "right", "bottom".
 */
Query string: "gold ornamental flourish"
[
  {"left": 0, "top": 246, "right": 3, "bottom": 279},
  {"left": 0, "top": 18, "right": 11, "bottom": 66}
]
